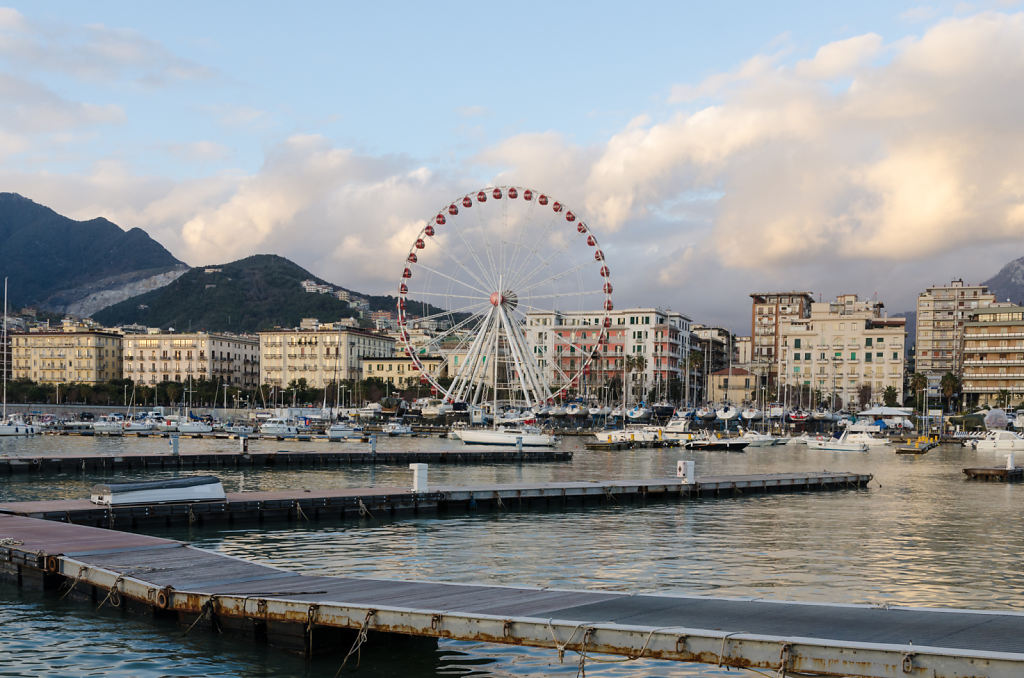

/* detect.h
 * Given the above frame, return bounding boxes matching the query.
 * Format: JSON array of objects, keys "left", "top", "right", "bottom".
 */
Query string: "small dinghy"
[{"left": 90, "top": 475, "right": 226, "bottom": 506}]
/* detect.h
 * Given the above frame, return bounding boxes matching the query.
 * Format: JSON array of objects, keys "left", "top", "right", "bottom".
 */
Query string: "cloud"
[
  {"left": 166, "top": 140, "right": 231, "bottom": 163},
  {"left": 586, "top": 10, "right": 1024, "bottom": 280},
  {"left": 0, "top": 12, "right": 213, "bottom": 86}
]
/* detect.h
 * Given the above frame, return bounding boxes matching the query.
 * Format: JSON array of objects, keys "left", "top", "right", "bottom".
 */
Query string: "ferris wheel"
[{"left": 396, "top": 186, "right": 614, "bottom": 409}]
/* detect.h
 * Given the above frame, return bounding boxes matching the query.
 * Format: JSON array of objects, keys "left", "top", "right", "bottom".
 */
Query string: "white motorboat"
[
  {"left": 588, "top": 406, "right": 603, "bottom": 416},
  {"left": 122, "top": 418, "right": 155, "bottom": 433},
  {"left": 178, "top": 419, "right": 213, "bottom": 434},
  {"left": 223, "top": 422, "right": 255, "bottom": 435},
  {"left": 787, "top": 432, "right": 812, "bottom": 445},
  {"left": 92, "top": 416, "right": 124, "bottom": 435},
  {"left": 738, "top": 430, "right": 777, "bottom": 448},
  {"left": 973, "top": 430, "right": 1024, "bottom": 451},
  {"left": 661, "top": 415, "right": 691, "bottom": 440},
  {"left": 845, "top": 432, "right": 891, "bottom": 447},
  {"left": 155, "top": 415, "right": 181, "bottom": 432},
  {"left": 382, "top": 420, "right": 414, "bottom": 436},
  {"left": 740, "top": 407, "right": 763, "bottom": 421},
  {"left": 419, "top": 399, "right": 451, "bottom": 418},
  {"left": 716, "top": 404, "right": 739, "bottom": 421},
  {"left": 811, "top": 408, "right": 833, "bottom": 421},
  {"left": 0, "top": 416, "right": 37, "bottom": 437},
  {"left": 358, "top": 403, "right": 384, "bottom": 419},
  {"left": 593, "top": 425, "right": 661, "bottom": 443},
  {"left": 261, "top": 417, "right": 299, "bottom": 436},
  {"left": 327, "top": 421, "right": 365, "bottom": 440},
  {"left": 806, "top": 431, "right": 868, "bottom": 452},
  {"left": 460, "top": 426, "right": 557, "bottom": 447}
]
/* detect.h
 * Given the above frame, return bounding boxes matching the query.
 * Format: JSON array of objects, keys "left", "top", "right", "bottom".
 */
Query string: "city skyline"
[{"left": 2, "top": 1, "right": 1023, "bottom": 332}]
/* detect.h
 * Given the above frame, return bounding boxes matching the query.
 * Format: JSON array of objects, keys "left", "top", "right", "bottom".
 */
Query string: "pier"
[
  {"left": 0, "top": 471, "right": 872, "bottom": 528},
  {"left": 2, "top": 511, "right": 1022, "bottom": 677},
  {"left": 0, "top": 447, "right": 571, "bottom": 474},
  {"left": 963, "top": 466, "right": 1024, "bottom": 481}
]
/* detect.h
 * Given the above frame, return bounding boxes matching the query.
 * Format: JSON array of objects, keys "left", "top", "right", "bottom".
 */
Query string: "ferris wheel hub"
[{"left": 489, "top": 292, "right": 504, "bottom": 306}]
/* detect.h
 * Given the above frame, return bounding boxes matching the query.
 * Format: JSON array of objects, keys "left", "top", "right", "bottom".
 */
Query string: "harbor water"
[{"left": 2, "top": 433, "right": 1023, "bottom": 676}]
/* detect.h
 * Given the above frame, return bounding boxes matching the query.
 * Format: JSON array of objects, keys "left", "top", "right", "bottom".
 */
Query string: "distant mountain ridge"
[
  {"left": 92, "top": 254, "right": 429, "bottom": 333},
  {"left": 983, "top": 255, "right": 1024, "bottom": 305},
  {"left": 0, "top": 193, "right": 186, "bottom": 312}
]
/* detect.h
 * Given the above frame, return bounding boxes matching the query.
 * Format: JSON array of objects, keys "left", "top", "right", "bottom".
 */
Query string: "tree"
[
  {"left": 939, "top": 372, "right": 961, "bottom": 413},
  {"left": 624, "top": 355, "right": 647, "bottom": 405},
  {"left": 857, "top": 383, "right": 872, "bottom": 409},
  {"left": 883, "top": 385, "right": 899, "bottom": 407},
  {"left": 908, "top": 372, "right": 928, "bottom": 411}
]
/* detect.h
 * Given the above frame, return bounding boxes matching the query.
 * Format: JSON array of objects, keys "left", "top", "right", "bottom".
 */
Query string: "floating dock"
[
  {"left": 0, "top": 472, "right": 873, "bottom": 529},
  {"left": 2, "top": 511, "right": 1022, "bottom": 677},
  {"left": 963, "top": 466, "right": 1024, "bottom": 482},
  {"left": 0, "top": 448, "right": 571, "bottom": 474}
]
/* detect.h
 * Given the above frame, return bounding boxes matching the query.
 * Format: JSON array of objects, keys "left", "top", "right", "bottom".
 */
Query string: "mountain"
[
  {"left": 92, "top": 254, "right": 422, "bottom": 332},
  {"left": 0, "top": 193, "right": 187, "bottom": 313},
  {"left": 984, "top": 256, "right": 1024, "bottom": 305}
]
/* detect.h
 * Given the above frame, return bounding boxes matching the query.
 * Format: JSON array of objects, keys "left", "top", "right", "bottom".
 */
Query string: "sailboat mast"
[{"left": 2, "top": 277, "right": 6, "bottom": 420}]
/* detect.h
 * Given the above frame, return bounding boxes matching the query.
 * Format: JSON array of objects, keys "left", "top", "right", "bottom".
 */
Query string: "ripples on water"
[{"left": 3, "top": 434, "right": 1024, "bottom": 676}]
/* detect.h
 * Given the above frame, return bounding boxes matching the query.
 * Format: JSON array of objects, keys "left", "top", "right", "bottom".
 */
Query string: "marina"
[
  {"left": 0, "top": 471, "right": 871, "bottom": 528},
  {"left": 0, "top": 446, "right": 571, "bottom": 474},
  {"left": 4, "top": 507, "right": 1024, "bottom": 678}
]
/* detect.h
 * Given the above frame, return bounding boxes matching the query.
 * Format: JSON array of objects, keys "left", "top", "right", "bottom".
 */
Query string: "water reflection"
[{"left": 2, "top": 436, "right": 1024, "bottom": 676}]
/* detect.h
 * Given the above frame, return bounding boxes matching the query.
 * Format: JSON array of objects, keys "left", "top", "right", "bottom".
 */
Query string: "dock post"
[
  {"left": 1008, "top": 453, "right": 1015, "bottom": 470},
  {"left": 169, "top": 434, "right": 180, "bottom": 456},
  {"left": 239, "top": 436, "right": 249, "bottom": 453},
  {"left": 516, "top": 436, "right": 523, "bottom": 453},
  {"left": 410, "top": 463, "right": 428, "bottom": 492},
  {"left": 677, "top": 460, "right": 695, "bottom": 484},
  {"left": 370, "top": 434, "right": 377, "bottom": 456}
]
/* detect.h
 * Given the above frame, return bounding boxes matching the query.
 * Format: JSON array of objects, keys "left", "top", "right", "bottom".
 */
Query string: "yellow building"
[
  {"left": 11, "top": 330, "right": 123, "bottom": 384},
  {"left": 259, "top": 326, "right": 394, "bottom": 388},
  {"left": 122, "top": 332, "right": 259, "bottom": 387},
  {"left": 709, "top": 367, "right": 755, "bottom": 404},
  {"left": 962, "top": 304, "right": 1024, "bottom": 406},
  {"left": 362, "top": 355, "right": 447, "bottom": 387}
]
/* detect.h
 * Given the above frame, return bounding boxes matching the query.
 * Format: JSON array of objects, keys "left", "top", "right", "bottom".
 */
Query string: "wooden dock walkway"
[
  {"left": 0, "top": 448, "right": 571, "bottom": 474},
  {"left": 2, "top": 511, "right": 1022, "bottom": 677},
  {"left": 0, "top": 472, "right": 873, "bottom": 529}
]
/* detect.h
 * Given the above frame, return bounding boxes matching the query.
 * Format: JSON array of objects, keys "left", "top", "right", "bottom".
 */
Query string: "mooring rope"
[{"left": 335, "top": 609, "right": 376, "bottom": 676}]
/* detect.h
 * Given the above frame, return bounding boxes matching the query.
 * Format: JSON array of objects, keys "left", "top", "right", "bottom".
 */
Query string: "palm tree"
[
  {"left": 908, "top": 372, "right": 928, "bottom": 412},
  {"left": 625, "top": 354, "right": 647, "bottom": 406},
  {"left": 939, "top": 372, "right": 961, "bottom": 413},
  {"left": 685, "top": 350, "right": 703, "bottom": 407}
]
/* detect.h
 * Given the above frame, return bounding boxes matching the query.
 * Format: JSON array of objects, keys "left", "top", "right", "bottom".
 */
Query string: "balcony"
[
  {"left": 963, "top": 373, "right": 1024, "bottom": 379},
  {"left": 963, "top": 359, "right": 1024, "bottom": 366}
]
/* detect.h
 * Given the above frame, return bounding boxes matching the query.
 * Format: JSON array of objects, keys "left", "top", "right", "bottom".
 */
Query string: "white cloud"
[{"left": 795, "top": 34, "right": 883, "bottom": 79}]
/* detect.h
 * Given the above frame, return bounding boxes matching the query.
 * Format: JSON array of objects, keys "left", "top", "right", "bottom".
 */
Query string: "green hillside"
[
  {"left": 0, "top": 192, "right": 183, "bottom": 308},
  {"left": 92, "top": 254, "right": 419, "bottom": 332}
]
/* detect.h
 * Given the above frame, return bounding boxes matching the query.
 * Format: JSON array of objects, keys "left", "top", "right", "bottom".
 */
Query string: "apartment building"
[
  {"left": 525, "top": 307, "right": 692, "bottom": 400},
  {"left": 779, "top": 294, "right": 906, "bottom": 409},
  {"left": 362, "top": 355, "right": 447, "bottom": 388},
  {"left": 11, "top": 329, "right": 123, "bottom": 384},
  {"left": 915, "top": 279, "right": 996, "bottom": 377},
  {"left": 961, "top": 304, "right": 1024, "bottom": 406},
  {"left": 749, "top": 292, "right": 814, "bottom": 380},
  {"left": 122, "top": 332, "right": 259, "bottom": 387},
  {"left": 259, "top": 325, "right": 394, "bottom": 389}
]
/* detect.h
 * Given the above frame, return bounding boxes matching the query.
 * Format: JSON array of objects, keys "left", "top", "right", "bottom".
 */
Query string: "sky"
[{"left": 2, "top": 1, "right": 1024, "bottom": 332}]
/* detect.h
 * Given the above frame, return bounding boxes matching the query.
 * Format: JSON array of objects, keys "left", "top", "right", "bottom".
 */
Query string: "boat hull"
[{"left": 459, "top": 429, "right": 556, "bottom": 447}]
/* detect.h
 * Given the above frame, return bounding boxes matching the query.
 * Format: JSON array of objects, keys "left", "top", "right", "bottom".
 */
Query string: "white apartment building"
[
  {"left": 525, "top": 308, "right": 692, "bottom": 401},
  {"left": 779, "top": 294, "right": 906, "bottom": 409},
  {"left": 916, "top": 279, "right": 996, "bottom": 377},
  {"left": 258, "top": 325, "right": 394, "bottom": 389},
  {"left": 122, "top": 332, "right": 260, "bottom": 388}
]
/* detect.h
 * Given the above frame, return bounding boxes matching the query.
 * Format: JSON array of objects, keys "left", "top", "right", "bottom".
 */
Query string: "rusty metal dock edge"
[{"left": 1, "top": 545, "right": 1019, "bottom": 678}]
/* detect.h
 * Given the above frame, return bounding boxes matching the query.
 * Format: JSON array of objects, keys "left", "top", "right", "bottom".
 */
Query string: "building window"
[
  {"left": 865, "top": 353, "right": 872, "bottom": 363},
  {"left": 794, "top": 338, "right": 801, "bottom": 349}
]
